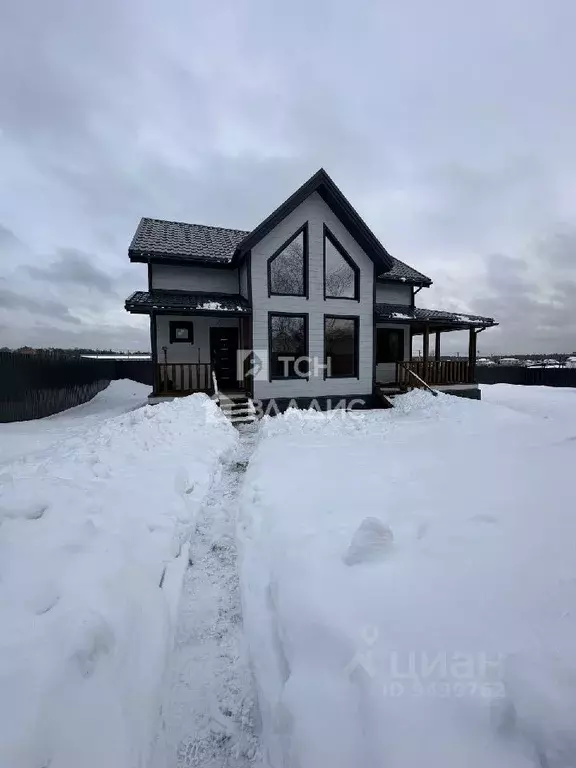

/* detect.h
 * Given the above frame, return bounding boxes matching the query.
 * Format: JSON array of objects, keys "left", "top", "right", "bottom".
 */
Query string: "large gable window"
[
  {"left": 323, "top": 226, "right": 359, "bottom": 300},
  {"left": 269, "top": 313, "right": 309, "bottom": 379},
  {"left": 324, "top": 315, "right": 359, "bottom": 378},
  {"left": 268, "top": 224, "right": 308, "bottom": 297}
]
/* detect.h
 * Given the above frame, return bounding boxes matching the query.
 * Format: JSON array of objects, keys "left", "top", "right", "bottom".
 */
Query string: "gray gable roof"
[
  {"left": 128, "top": 169, "right": 430, "bottom": 283},
  {"left": 130, "top": 216, "right": 431, "bottom": 285},
  {"left": 235, "top": 168, "right": 393, "bottom": 271}
]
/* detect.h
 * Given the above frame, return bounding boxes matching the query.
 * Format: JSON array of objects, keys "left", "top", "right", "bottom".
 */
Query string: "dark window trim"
[
  {"left": 323, "top": 224, "right": 360, "bottom": 302},
  {"left": 267, "top": 223, "right": 309, "bottom": 299},
  {"left": 375, "top": 326, "right": 406, "bottom": 364},
  {"left": 324, "top": 314, "right": 360, "bottom": 379},
  {"left": 169, "top": 320, "right": 195, "bottom": 344},
  {"left": 268, "top": 311, "right": 309, "bottom": 381}
]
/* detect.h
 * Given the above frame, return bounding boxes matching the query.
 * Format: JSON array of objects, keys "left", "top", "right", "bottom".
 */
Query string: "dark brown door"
[{"left": 210, "top": 327, "right": 239, "bottom": 389}]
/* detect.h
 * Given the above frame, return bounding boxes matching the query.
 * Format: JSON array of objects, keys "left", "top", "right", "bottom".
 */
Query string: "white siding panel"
[
  {"left": 156, "top": 315, "right": 239, "bottom": 364},
  {"left": 375, "top": 282, "right": 412, "bottom": 305},
  {"left": 152, "top": 264, "right": 238, "bottom": 293},
  {"left": 250, "top": 192, "right": 374, "bottom": 400}
]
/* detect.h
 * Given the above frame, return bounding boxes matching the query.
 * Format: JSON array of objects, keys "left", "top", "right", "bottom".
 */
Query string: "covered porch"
[
  {"left": 375, "top": 304, "right": 497, "bottom": 392},
  {"left": 125, "top": 290, "right": 253, "bottom": 397}
]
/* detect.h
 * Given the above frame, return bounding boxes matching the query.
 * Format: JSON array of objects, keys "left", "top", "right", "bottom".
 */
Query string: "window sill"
[
  {"left": 324, "top": 375, "right": 360, "bottom": 380},
  {"left": 269, "top": 292, "right": 308, "bottom": 299},
  {"left": 270, "top": 375, "right": 310, "bottom": 381}
]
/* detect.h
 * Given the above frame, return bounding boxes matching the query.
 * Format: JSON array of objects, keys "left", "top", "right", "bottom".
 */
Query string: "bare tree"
[{"left": 270, "top": 238, "right": 304, "bottom": 294}]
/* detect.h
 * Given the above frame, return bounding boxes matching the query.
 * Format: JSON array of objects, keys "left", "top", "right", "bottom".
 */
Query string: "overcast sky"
[{"left": 1, "top": 0, "right": 575, "bottom": 354}]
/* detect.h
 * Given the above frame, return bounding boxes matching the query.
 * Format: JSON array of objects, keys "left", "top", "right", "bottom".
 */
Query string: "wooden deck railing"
[
  {"left": 155, "top": 363, "right": 213, "bottom": 395},
  {"left": 396, "top": 360, "right": 473, "bottom": 387}
]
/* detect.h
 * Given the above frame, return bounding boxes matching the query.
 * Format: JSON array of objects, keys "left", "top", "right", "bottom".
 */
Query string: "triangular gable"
[{"left": 233, "top": 168, "right": 394, "bottom": 272}]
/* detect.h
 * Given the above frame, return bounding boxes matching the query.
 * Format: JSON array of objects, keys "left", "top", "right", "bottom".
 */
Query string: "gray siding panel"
[
  {"left": 239, "top": 260, "right": 248, "bottom": 299},
  {"left": 375, "top": 282, "right": 412, "bottom": 305},
  {"left": 250, "top": 192, "right": 374, "bottom": 400},
  {"left": 151, "top": 264, "right": 238, "bottom": 293},
  {"left": 156, "top": 315, "right": 239, "bottom": 364}
]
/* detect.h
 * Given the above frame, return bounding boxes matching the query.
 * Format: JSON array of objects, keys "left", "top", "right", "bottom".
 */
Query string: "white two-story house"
[{"left": 125, "top": 169, "right": 496, "bottom": 412}]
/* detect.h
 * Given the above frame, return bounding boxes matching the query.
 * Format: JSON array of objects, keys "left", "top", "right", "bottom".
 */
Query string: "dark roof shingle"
[
  {"left": 129, "top": 219, "right": 249, "bottom": 264},
  {"left": 125, "top": 291, "right": 251, "bottom": 314},
  {"left": 129, "top": 217, "right": 431, "bottom": 284},
  {"left": 375, "top": 303, "right": 496, "bottom": 328},
  {"left": 378, "top": 259, "right": 432, "bottom": 285}
]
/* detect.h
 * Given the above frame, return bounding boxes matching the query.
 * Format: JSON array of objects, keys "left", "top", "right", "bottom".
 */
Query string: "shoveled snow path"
[{"left": 151, "top": 424, "right": 262, "bottom": 768}]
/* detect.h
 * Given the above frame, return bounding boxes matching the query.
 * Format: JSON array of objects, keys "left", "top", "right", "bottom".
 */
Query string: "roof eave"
[
  {"left": 377, "top": 275, "right": 433, "bottom": 287},
  {"left": 125, "top": 303, "right": 251, "bottom": 316},
  {"left": 128, "top": 249, "right": 235, "bottom": 268}
]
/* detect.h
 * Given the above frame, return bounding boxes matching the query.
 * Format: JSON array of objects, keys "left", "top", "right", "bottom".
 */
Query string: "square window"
[
  {"left": 324, "top": 316, "right": 359, "bottom": 378},
  {"left": 269, "top": 313, "right": 309, "bottom": 379},
  {"left": 170, "top": 321, "right": 194, "bottom": 344}
]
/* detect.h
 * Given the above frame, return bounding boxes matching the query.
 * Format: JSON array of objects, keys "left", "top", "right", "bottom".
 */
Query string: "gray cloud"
[
  {"left": 0, "top": 0, "right": 575, "bottom": 350},
  {"left": 0, "top": 283, "right": 81, "bottom": 323},
  {"left": 26, "top": 249, "right": 114, "bottom": 294}
]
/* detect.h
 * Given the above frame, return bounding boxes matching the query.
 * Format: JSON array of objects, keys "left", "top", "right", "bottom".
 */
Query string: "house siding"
[
  {"left": 155, "top": 314, "right": 239, "bottom": 365},
  {"left": 250, "top": 191, "right": 374, "bottom": 400},
  {"left": 239, "top": 259, "right": 249, "bottom": 299},
  {"left": 375, "top": 281, "right": 412, "bottom": 305},
  {"left": 151, "top": 263, "right": 238, "bottom": 293},
  {"left": 375, "top": 322, "right": 411, "bottom": 383}
]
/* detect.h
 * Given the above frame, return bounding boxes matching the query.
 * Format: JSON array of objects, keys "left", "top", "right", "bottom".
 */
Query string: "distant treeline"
[
  {"left": 1, "top": 347, "right": 149, "bottom": 357},
  {"left": 442, "top": 354, "right": 575, "bottom": 363}
]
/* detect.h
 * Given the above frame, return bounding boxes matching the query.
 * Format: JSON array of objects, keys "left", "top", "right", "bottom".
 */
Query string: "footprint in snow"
[{"left": 344, "top": 517, "right": 394, "bottom": 566}]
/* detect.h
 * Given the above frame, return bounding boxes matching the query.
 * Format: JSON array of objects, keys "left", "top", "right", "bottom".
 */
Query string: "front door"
[{"left": 210, "top": 327, "right": 239, "bottom": 390}]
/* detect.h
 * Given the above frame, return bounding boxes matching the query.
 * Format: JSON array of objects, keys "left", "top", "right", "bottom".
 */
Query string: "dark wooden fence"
[
  {"left": 0, "top": 353, "right": 154, "bottom": 423},
  {"left": 115, "top": 360, "right": 153, "bottom": 386},
  {"left": 477, "top": 365, "right": 576, "bottom": 387}
]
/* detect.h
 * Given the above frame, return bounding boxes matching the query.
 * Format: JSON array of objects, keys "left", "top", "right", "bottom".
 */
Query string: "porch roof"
[
  {"left": 375, "top": 303, "right": 496, "bottom": 332},
  {"left": 125, "top": 290, "right": 251, "bottom": 315}
]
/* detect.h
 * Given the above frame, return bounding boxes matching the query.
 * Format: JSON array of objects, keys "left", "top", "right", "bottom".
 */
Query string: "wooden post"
[
  {"left": 435, "top": 331, "right": 441, "bottom": 361},
  {"left": 469, "top": 327, "right": 477, "bottom": 382},
  {"left": 422, "top": 326, "right": 429, "bottom": 365},
  {"left": 150, "top": 312, "right": 158, "bottom": 392}
]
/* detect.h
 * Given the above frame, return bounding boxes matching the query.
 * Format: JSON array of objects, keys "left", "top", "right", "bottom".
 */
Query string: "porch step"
[
  {"left": 375, "top": 386, "right": 402, "bottom": 409},
  {"left": 218, "top": 395, "right": 257, "bottom": 425}
]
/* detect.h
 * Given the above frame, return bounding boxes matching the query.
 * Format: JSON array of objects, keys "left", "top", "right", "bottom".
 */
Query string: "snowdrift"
[
  {"left": 0, "top": 393, "right": 236, "bottom": 768},
  {"left": 239, "top": 390, "right": 576, "bottom": 767}
]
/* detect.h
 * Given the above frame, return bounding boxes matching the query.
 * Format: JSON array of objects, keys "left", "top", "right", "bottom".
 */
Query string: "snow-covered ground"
[
  {"left": 482, "top": 382, "right": 576, "bottom": 424},
  {"left": 239, "top": 387, "right": 576, "bottom": 767},
  {"left": 151, "top": 425, "right": 262, "bottom": 768},
  {"left": 0, "top": 379, "right": 150, "bottom": 465},
  {"left": 0, "top": 386, "right": 237, "bottom": 768}
]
